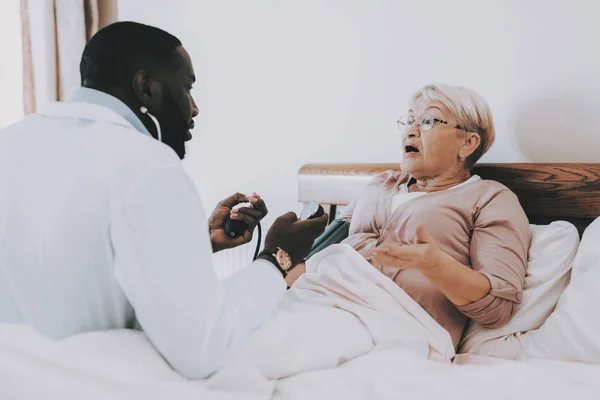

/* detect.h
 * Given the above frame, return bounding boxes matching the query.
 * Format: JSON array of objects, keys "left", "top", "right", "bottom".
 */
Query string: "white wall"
[{"left": 118, "top": 0, "right": 600, "bottom": 227}]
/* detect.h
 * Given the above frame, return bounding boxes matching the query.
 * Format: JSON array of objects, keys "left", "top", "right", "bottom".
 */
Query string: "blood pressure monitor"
[{"left": 299, "top": 201, "right": 324, "bottom": 221}]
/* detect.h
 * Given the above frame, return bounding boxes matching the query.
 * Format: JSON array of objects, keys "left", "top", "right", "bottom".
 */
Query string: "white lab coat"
[{"left": 0, "top": 94, "right": 286, "bottom": 378}]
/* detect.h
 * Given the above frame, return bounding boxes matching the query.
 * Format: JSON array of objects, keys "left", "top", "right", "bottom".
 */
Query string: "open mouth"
[{"left": 405, "top": 145, "right": 420, "bottom": 153}]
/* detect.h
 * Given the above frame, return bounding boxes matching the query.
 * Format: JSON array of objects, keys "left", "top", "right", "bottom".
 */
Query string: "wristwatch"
[{"left": 259, "top": 247, "right": 293, "bottom": 277}]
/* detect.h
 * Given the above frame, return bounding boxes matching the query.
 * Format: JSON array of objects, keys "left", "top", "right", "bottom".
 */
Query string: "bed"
[{"left": 1, "top": 163, "right": 599, "bottom": 399}]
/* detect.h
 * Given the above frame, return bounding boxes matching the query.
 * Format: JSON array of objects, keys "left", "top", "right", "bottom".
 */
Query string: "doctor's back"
[
  {"left": 0, "top": 20, "right": 206, "bottom": 340},
  {"left": 0, "top": 98, "right": 179, "bottom": 337}
]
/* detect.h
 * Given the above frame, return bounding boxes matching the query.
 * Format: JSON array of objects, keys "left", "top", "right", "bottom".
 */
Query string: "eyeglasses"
[{"left": 397, "top": 114, "right": 471, "bottom": 132}]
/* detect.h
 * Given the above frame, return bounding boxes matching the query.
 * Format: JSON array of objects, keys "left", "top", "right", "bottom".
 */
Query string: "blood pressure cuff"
[{"left": 305, "top": 218, "right": 350, "bottom": 260}]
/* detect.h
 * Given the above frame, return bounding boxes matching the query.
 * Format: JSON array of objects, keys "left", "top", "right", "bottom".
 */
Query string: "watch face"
[
  {"left": 300, "top": 201, "right": 320, "bottom": 220},
  {"left": 275, "top": 249, "right": 293, "bottom": 271}
]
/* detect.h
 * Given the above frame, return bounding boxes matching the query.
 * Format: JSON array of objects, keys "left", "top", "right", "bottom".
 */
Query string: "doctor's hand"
[
  {"left": 262, "top": 212, "right": 329, "bottom": 268},
  {"left": 208, "top": 192, "right": 268, "bottom": 253},
  {"left": 368, "top": 225, "right": 444, "bottom": 272}
]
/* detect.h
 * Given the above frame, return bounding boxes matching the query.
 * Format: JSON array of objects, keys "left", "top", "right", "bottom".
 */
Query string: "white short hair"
[{"left": 410, "top": 83, "right": 495, "bottom": 165}]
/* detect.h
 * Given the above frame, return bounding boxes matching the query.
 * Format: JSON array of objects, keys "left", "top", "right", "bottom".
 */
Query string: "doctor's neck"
[{"left": 82, "top": 83, "right": 160, "bottom": 140}]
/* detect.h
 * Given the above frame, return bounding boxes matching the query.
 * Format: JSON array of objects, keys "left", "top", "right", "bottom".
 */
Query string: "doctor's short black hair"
[{"left": 80, "top": 21, "right": 182, "bottom": 88}]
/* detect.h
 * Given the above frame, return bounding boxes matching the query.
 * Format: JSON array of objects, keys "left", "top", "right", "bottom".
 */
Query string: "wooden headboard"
[{"left": 298, "top": 163, "right": 600, "bottom": 236}]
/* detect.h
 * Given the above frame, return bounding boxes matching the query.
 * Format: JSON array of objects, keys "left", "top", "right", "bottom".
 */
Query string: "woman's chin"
[{"left": 401, "top": 158, "right": 421, "bottom": 173}]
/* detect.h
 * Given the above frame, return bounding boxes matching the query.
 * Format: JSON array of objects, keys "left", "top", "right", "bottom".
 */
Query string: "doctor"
[{"left": 0, "top": 22, "right": 327, "bottom": 378}]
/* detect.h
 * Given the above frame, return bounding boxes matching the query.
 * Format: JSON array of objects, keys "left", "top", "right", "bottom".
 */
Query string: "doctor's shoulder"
[{"left": 89, "top": 121, "right": 186, "bottom": 188}]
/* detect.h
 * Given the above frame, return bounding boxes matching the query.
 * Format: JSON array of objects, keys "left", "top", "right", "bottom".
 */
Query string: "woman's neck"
[{"left": 409, "top": 169, "right": 472, "bottom": 193}]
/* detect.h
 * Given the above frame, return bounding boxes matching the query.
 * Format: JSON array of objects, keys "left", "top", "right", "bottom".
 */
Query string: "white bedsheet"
[{"left": 1, "top": 245, "right": 599, "bottom": 399}]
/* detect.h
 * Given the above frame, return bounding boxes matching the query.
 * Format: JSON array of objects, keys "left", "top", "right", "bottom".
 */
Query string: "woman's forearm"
[{"left": 421, "top": 253, "right": 491, "bottom": 306}]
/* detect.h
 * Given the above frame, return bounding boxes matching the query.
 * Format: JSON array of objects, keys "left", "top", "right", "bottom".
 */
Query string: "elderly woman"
[{"left": 340, "top": 84, "right": 530, "bottom": 348}]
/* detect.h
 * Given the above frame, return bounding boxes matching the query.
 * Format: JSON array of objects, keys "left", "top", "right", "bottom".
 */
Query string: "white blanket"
[
  {"left": 203, "top": 244, "right": 455, "bottom": 393},
  {"left": 1, "top": 245, "right": 599, "bottom": 399}
]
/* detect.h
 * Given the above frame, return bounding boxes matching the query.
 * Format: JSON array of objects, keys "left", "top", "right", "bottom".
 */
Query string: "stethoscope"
[{"left": 140, "top": 106, "right": 161, "bottom": 142}]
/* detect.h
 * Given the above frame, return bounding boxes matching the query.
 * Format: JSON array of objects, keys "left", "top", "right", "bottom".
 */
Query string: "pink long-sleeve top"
[{"left": 340, "top": 171, "right": 530, "bottom": 347}]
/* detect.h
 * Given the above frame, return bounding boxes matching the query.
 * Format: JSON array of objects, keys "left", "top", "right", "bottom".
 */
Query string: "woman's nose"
[{"left": 405, "top": 126, "right": 420, "bottom": 139}]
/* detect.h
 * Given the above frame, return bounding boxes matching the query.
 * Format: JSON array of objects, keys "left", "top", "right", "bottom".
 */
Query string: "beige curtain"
[{"left": 21, "top": 0, "right": 99, "bottom": 114}]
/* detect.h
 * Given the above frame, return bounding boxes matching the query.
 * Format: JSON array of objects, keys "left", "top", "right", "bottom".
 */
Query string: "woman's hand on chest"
[{"left": 368, "top": 225, "right": 446, "bottom": 272}]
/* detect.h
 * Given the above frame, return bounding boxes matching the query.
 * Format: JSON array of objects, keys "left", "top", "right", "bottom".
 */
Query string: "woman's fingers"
[
  {"left": 385, "top": 245, "right": 419, "bottom": 259},
  {"left": 370, "top": 252, "right": 402, "bottom": 268}
]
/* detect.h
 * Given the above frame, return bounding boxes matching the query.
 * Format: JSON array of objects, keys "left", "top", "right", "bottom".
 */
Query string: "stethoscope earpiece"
[{"left": 140, "top": 106, "right": 162, "bottom": 142}]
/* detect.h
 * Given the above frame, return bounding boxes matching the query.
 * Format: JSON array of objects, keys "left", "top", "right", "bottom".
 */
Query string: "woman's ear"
[
  {"left": 459, "top": 131, "right": 481, "bottom": 159},
  {"left": 132, "top": 70, "right": 162, "bottom": 111}
]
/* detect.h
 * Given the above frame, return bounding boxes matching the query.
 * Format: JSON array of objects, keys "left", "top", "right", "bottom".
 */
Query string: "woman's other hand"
[
  {"left": 369, "top": 224, "right": 491, "bottom": 306},
  {"left": 368, "top": 225, "right": 445, "bottom": 272}
]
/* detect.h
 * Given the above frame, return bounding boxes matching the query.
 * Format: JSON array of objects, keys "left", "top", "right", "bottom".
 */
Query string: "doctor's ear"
[{"left": 132, "top": 70, "right": 162, "bottom": 110}]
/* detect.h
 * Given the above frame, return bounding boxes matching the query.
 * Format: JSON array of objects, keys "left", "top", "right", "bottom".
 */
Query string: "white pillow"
[
  {"left": 458, "top": 221, "right": 579, "bottom": 359},
  {"left": 520, "top": 217, "right": 600, "bottom": 363}
]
